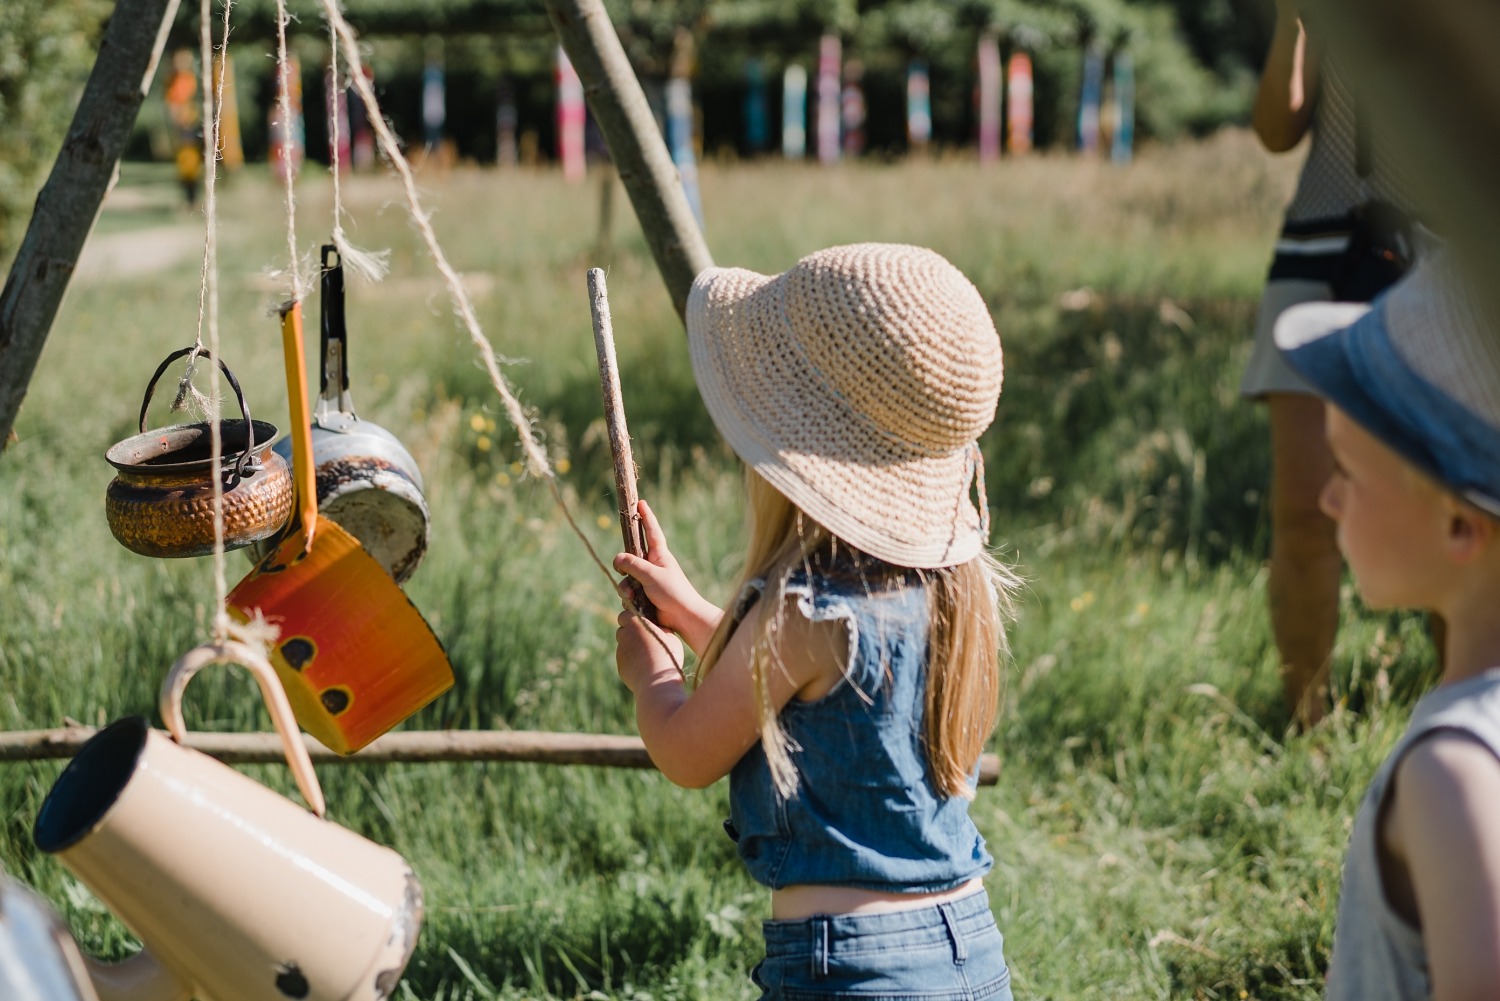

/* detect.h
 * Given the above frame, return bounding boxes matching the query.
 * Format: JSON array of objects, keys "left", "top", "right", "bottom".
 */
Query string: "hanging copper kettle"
[{"left": 105, "top": 348, "right": 293, "bottom": 559}]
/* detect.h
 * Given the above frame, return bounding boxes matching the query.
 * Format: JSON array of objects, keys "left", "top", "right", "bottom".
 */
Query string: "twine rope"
[
  {"left": 274, "top": 0, "right": 306, "bottom": 306},
  {"left": 325, "top": 17, "right": 388, "bottom": 282},
  {"left": 319, "top": 3, "right": 613, "bottom": 587},
  {"left": 199, "top": 0, "right": 229, "bottom": 640},
  {"left": 318, "top": 1, "right": 678, "bottom": 670}
]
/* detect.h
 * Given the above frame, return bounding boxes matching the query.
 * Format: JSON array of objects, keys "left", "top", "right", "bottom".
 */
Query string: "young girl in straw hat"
[{"left": 614, "top": 243, "right": 1018, "bottom": 999}]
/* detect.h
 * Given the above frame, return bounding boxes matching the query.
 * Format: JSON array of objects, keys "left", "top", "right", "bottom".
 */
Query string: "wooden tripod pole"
[
  {"left": 589, "top": 267, "right": 657, "bottom": 622},
  {"left": 0, "top": 0, "right": 183, "bottom": 456},
  {"left": 544, "top": 0, "right": 713, "bottom": 323}
]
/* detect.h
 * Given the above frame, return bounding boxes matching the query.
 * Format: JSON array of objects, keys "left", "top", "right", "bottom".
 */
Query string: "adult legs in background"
[{"left": 1267, "top": 392, "right": 1343, "bottom": 727}]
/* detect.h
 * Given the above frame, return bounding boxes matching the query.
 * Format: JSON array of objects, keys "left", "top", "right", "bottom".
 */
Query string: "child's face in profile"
[{"left": 1319, "top": 406, "right": 1451, "bottom": 610}]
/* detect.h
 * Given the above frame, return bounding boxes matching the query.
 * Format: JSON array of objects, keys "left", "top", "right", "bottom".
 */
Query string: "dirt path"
[{"left": 72, "top": 183, "right": 203, "bottom": 284}]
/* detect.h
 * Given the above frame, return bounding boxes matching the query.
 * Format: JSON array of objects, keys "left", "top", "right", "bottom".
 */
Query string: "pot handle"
[
  {"left": 137, "top": 347, "right": 258, "bottom": 487},
  {"left": 159, "top": 641, "right": 327, "bottom": 818},
  {"left": 318, "top": 244, "right": 353, "bottom": 415}
]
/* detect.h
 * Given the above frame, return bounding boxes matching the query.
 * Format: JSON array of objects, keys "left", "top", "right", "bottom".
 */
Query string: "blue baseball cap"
[{"left": 1274, "top": 251, "right": 1500, "bottom": 518}]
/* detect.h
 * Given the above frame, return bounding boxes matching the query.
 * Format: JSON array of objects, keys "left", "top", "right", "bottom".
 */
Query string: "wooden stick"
[
  {"left": 544, "top": 0, "right": 713, "bottom": 323},
  {"left": 0, "top": 726, "right": 1001, "bottom": 785},
  {"left": 0, "top": 0, "right": 183, "bottom": 454},
  {"left": 588, "top": 267, "right": 657, "bottom": 622}
]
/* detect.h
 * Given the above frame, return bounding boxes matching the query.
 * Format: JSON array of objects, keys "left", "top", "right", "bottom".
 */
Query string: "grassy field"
[{"left": 0, "top": 132, "right": 1440, "bottom": 999}]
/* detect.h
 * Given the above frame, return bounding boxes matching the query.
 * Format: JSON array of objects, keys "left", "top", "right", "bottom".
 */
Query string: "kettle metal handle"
[
  {"left": 159, "top": 641, "right": 327, "bottom": 818},
  {"left": 136, "top": 347, "right": 258, "bottom": 487}
]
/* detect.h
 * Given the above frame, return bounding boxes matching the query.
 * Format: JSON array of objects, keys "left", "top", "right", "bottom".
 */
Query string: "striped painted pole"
[
  {"left": 556, "top": 45, "right": 586, "bottom": 182},
  {"left": 1111, "top": 50, "right": 1135, "bottom": 164},
  {"left": 816, "top": 34, "right": 841, "bottom": 164},
  {"left": 1078, "top": 44, "right": 1104, "bottom": 155},
  {"left": 907, "top": 60, "right": 931, "bottom": 152},
  {"left": 782, "top": 64, "right": 807, "bottom": 159},
  {"left": 977, "top": 32, "right": 1001, "bottom": 162},
  {"left": 1006, "top": 51, "right": 1033, "bottom": 154}
]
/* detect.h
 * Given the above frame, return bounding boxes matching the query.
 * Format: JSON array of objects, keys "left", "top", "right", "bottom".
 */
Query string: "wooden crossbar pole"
[
  {"left": 0, "top": 0, "right": 183, "bottom": 454},
  {"left": 0, "top": 728, "right": 1001, "bottom": 785}
]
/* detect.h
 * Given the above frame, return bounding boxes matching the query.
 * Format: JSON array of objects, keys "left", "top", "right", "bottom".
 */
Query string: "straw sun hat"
[
  {"left": 687, "top": 243, "right": 1003, "bottom": 568},
  {"left": 1275, "top": 247, "right": 1500, "bottom": 517}
]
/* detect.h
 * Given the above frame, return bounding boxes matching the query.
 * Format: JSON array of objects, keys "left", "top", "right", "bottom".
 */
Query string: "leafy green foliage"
[{"left": 0, "top": 0, "right": 112, "bottom": 263}]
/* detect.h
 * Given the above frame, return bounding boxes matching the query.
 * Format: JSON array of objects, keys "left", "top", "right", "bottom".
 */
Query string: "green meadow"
[{"left": 0, "top": 133, "right": 1438, "bottom": 999}]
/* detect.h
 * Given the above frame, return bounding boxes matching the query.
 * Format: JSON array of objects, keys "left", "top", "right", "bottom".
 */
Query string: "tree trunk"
[{"left": 0, "top": 0, "right": 182, "bottom": 456}]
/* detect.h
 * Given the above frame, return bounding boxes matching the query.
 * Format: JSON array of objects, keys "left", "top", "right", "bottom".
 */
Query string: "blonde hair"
[{"left": 695, "top": 470, "right": 1017, "bottom": 800}]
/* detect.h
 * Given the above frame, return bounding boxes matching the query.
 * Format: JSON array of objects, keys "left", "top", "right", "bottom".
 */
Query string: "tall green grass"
[{"left": 0, "top": 133, "right": 1436, "bottom": 999}]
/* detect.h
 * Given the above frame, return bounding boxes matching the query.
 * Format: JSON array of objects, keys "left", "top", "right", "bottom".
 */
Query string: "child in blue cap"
[{"left": 1275, "top": 250, "right": 1500, "bottom": 999}]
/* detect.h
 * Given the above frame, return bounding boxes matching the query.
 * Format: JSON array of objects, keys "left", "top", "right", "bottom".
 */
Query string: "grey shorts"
[{"left": 1240, "top": 278, "right": 1328, "bottom": 400}]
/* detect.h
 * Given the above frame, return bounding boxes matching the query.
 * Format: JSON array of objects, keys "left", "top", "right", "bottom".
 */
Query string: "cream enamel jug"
[{"left": 31, "top": 642, "right": 423, "bottom": 1001}]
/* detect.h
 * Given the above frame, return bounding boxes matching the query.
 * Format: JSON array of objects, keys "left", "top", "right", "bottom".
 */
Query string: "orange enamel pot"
[{"left": 228, "top": 303, "right": 452, "bottom": 754}]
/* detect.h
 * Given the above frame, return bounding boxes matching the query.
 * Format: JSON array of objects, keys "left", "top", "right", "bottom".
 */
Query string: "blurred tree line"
[{"left": 0, "top": 0, "right": 1274, "bottom": 261}]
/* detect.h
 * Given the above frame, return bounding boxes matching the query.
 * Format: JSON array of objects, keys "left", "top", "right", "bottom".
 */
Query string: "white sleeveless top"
[
  {"left": 1326, "top": 669, "right": 1500, "bottom": 1001},
  {"left": 1284, "top": 55, "right": 1413, "bottom": 225}
]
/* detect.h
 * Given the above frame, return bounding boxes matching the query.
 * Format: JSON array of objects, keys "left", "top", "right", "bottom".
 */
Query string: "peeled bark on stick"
[
  {"left": 589, "top": 266, "right": 658, "bottom": 622},
  {"left": 0, "top": 0, "right": 183, "bottom": 455}
]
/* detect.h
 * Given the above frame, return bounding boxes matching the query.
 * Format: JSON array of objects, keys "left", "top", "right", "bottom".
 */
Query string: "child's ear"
[{"left": 1444, "top": 497, "right": 1497, "bottom": 564}]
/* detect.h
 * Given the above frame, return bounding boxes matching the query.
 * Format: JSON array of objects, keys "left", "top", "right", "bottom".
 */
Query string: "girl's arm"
[
  {"left": 613, "top": 499, "right": 722, "bottom": 655},
  {"left": 1251, "top": 1, "right": 1319, "bottom": 153},
  {"left": 1383, "top": 733, "right": 1500, "bottom": 1001},
  {"left": 615, "top": 593, "right": 845, "bottom": 789}
]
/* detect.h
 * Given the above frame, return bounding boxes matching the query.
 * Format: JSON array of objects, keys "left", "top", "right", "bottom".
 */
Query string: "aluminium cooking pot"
[
  {"left": 255, "top": 246, "right": 429, "bottom": 583},
  {"left": 105, "top": 348, "right": 292, "bottom": 559}
]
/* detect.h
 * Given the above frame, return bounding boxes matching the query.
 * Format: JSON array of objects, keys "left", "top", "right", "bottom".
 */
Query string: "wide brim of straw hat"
[
  {"left": 686, "top": 247, "right": 1000, "bottom": 568},
  {"left": 1275, "top": 253, "right": 1500, "bottom": 517}
]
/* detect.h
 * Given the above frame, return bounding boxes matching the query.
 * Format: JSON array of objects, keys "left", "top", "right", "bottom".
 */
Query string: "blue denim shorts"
[{"left": 751, "top": 889, "right": 1013, "bottom": 1000}]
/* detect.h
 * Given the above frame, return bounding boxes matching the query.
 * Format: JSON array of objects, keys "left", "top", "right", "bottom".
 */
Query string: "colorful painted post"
[
  {"left": 1078, "top": 44, "right": 1104, "bottom": 155},
  {"left": 666, "top": 77, "right": 703, "bottom": 226},
  {"left": 164, "top": 50, "right": 203, "bottom": 205},
  {"left": 841, "top": 59, "right": 866, "bottom": 158},
  {"left": 906, "top": 60, "right": 931, "bottom": 153},
  {"left": 268, "top": 52, "right": 304, "bottom": 184},
  {"left": 496, "top": 78, "right": 518, "bottom": 167},
  {"left": 421, "top": 51, "right": 445, "bottom": 152},
  {"left": 1111, "top": 50, "right": 1135, "bottom": 164},
  {"left": 782, "top": 64, "right": 807, "bottom": 159},
  {"left": 556, "top": 45, "right": 587, "bottom": 182},
  {"left": 816, "top": 34, "right": 841, "bottom": 164},
  {"left": 744, "top": 58, "right": 769, "bottom": 154},
  {"left": 977, "top": 32, "right": 1002, "bottom": 163},
  {"left": 348, "top": 65, "right": 375, "bottom": 171},
  {"left": 1006, "top": 51, "right": 1034, "bottom": 155}
]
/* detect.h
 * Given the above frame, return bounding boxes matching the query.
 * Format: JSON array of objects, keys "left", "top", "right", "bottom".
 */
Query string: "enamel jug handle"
[{"left": 159, "top": 641, "right": 327, "bottom": 818}]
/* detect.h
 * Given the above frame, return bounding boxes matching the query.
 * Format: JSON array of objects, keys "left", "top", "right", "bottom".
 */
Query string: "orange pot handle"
[{"left": 280, "top": 303, "right": 318, "bottom": 557}]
